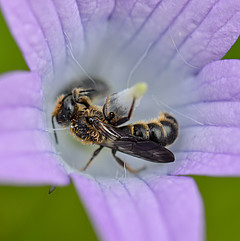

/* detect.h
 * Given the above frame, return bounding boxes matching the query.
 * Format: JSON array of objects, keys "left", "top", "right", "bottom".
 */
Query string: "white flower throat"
[
  {"left": 48, "top": 81, "right": 179, "bottom": 178},
  {"left": 43, "top": 27, "right": 198, "bottom": 178}
]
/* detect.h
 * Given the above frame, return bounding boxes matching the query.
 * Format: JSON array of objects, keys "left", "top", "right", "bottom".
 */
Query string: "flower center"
[{"left": 43, "top": 28, "right": 197, "bottom": 178}]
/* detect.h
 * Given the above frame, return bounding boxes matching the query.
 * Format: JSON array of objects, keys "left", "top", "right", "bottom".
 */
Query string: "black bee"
[{"left": 52, "top": 87, "right": 178, "bottom": 173}]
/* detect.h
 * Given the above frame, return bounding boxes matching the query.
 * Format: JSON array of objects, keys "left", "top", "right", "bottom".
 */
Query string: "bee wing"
[
  {"left": 112, "top": 136, "right": 175, "bottom": 163},
  {"left": 103, "top": 92, "right": 134, "bottom": 120},
  {"left": 93, "top": 120, "right": 174, "bottom": 163}
]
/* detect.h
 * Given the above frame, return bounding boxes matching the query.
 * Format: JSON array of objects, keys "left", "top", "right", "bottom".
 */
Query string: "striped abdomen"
[{"left": 119, "top": 112, "right": 178, "bottom": 146}]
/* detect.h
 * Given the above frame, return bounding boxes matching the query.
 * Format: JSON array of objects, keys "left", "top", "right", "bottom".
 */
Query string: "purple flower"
[{"left": 1, "top": 1, "right": 240, "bottom": 241}]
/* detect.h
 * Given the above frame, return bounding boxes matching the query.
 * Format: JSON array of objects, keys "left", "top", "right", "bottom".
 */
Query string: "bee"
[{"left": 52, "top": 87, "right": 178, "bottom": 173}]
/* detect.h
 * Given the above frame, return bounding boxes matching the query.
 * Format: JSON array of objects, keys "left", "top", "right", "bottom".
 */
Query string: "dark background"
[{"left": 0, "top": 10, "right": 240, "bottom": 241}]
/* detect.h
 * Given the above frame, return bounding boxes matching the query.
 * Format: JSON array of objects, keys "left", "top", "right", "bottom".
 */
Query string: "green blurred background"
[{"left": 0, "top": 10, "right": 240, "bottom": 241}]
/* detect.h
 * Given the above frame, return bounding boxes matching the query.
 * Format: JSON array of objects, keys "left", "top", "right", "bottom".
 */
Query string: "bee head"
[
  {"left": 51, "top": 94, "right": 77, "bottom": 144},
  {"left": 52, "top": 94, "right": 76, "bottom": 127}
]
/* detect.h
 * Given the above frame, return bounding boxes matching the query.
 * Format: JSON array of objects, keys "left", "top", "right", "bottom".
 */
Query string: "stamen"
[
  {"left": 152, "top": 95, "right": 204, "bottom": 126},
  {"left": 127, "top": 41, "right": 154, "bottom": 87},
  {"left": 169, "top": 32, "right": 200, "bottom": 70},
  {"left": 64, "top": 31, "right": 97, "bottom": 88},
  {"left": 131, "top": 82, "right": 147, "bottom": 99},
  {"left": 106, "top": 82, "right": 148, "bottom": 118}
]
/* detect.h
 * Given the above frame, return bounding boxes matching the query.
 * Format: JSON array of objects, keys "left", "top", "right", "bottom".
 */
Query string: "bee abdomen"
[
  {"left": 119, "top": 125, "right": 133, "bottom": 135},
  {"left": 143, "top": 112, "right": 178, "bottom": 146},
  {"left": 119, "top": 113, "right": 178, "bottom": 146},
  {"left": 133, "top": 124, "right": 149, "bottom": 139},
  {"left": 157, "top": 112, "right": 178, "bottom": 146},
  {"left": 147, "top": 123, "right": 166, "bottom": 145},
  {"left": 119, "top": 123, "right": 149, "bottom": 139}
]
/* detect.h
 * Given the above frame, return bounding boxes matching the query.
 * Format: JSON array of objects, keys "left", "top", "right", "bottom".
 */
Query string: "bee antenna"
[{"left": 51, "top": 115, "right": 59, "bottom": 144}]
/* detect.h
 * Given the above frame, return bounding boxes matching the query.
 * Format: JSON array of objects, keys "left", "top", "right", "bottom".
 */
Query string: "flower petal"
[
  {"left": 72, "top": 174, "right": 204, "bottom": 241},
  {"left": 0, "top": 72, "right": 69, "bottom": 185},
  {"left": 0, "top": 0, "right": 114, "bottom": 78},
  {"left": 2, "top": 0, "right": 239, "bottom": 79},
  {"left": 172, "top": 59, "right": 240, "bottom": 176},
  {"left": 109, "top": 0, "right": 240, "bottom": 77}
]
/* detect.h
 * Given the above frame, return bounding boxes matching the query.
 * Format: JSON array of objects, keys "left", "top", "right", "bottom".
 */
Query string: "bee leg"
[
  {"left": 72, "top": 88, "right": 92, "bottom": 107},
  {"left": 112, "top": 149, "right": 146, "bottom": 173},
  {"left": 48, "top": 186, "right": 56, "bottom": 194},
  {"left": 80, "top": 146, "right": 104, "bottom": 171},
  {"left": 72, "top": 88, "right": 94, "bottom": 99},
  {"left": 103, "top": 96, "right": 136, "bottom": 126}
]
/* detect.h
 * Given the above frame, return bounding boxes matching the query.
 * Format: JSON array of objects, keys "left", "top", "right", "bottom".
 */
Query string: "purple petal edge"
[
  {"left": 173, "top": 59, "right": 240, "bottom": 176},
  {"left": 72, "top": 174, "right": 204, "bottom": 241},
  {"left": 1, "top": 0, "right": 239, "bottom": 78},
  {"left": 0, "top": 72, "right": 69, "bottom": 185},
  {"left": 0, "top": 0, "right": 114, "bottom": 77}
]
